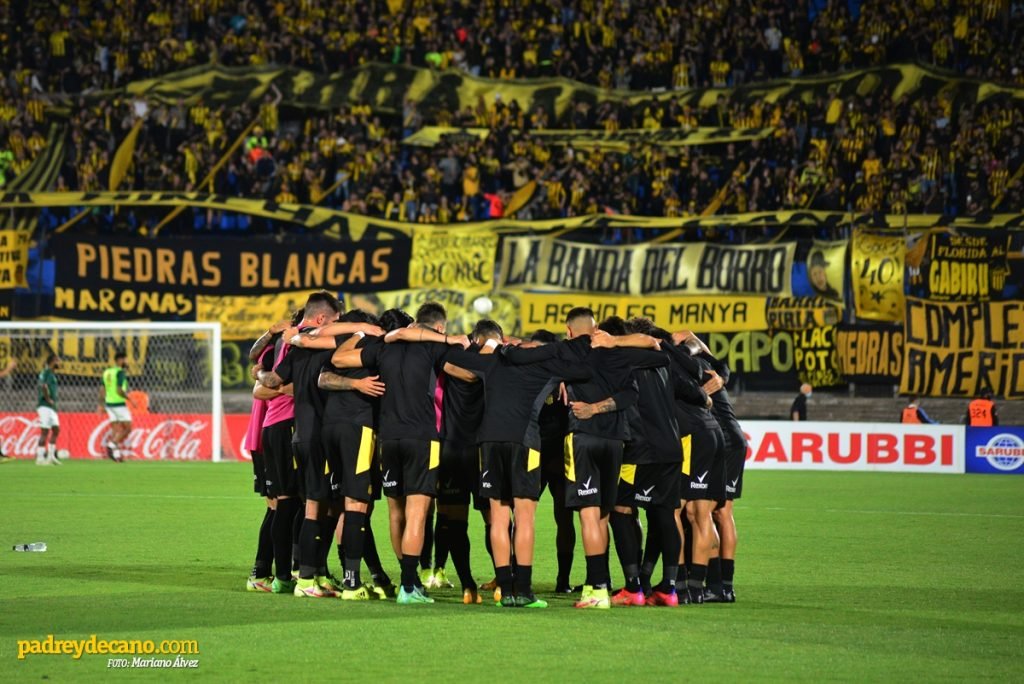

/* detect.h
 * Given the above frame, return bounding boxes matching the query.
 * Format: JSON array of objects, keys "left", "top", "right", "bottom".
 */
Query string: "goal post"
[{"left": 0, "top": 321, "right": 223, "bottom": 462}]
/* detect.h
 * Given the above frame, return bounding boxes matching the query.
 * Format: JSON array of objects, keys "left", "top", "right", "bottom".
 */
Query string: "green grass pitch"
[{"left": 1, "top": 461, "right": 1022, "bottom": 681}]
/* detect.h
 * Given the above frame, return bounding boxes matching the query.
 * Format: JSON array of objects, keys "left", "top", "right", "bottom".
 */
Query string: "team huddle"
[{"left": 245, "top": 290, "right": 746, "bottom": 608}]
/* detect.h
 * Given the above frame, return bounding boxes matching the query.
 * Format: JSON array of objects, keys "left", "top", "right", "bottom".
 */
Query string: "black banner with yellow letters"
[
  {"left": 50, "top": 234, "right": 411, "bottom": 319},
  {"left": 911, "top": 229, "right": 1012, "bottom": 301}
]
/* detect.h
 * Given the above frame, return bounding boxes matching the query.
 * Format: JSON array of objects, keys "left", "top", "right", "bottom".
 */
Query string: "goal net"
[{"left": 0, "top": 322, "right": 222, "bottom": 461}]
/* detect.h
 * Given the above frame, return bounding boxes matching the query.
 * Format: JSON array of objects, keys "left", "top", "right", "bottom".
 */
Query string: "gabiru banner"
[
  {"left": 964, "top": 426, "right": 1024, "bottom": 475},
  {"left": 0, "top": 412, "right": 252, "bottom": 462},
  {"left": 741, "top": 421, "right": 964, "bottom": 473}
]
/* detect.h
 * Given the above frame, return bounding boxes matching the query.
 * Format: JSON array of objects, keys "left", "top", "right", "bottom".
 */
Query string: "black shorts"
[
  {"left": 564, "top": 432, "right": 622, "bottom": 513},
  {"left": 723, "top": 434, "right": 747, "bottom": 500},
  {"left": 322, "top": 421, "right": 377, "bottom": 503},
  {"left": 437, "top": 442, "right": 478, "bottom": 506},
  {"left": 380, "top": 438, "right": 440, "bottom": 498},
  {"left": 262, "top": 420, "right": 299, "bottom": 499},
  {"left": 296, "top": 435, "right": 341, "bottom": 503},
  {"left": 681, "top": 422, "right": 726, "bottom": 502},
  {"left": 539, "top": 437, "right": 565, "bottom": 497},
  {"left": 479, "top": 441, "right": 542, "bottom": 501},
  {"left": 617, "top": 462, "right": 681, "bottom": 509},
  {"left": 250, "top": 450, "right": 270, "bottom": 496}
]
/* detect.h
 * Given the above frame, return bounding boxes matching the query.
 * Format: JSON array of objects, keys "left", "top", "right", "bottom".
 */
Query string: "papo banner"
[
  {"left": 852, "top": 229, "right": 905, "bottom": 322},
  {"left": 901, "top": 298, "right": 1024, "bottom": 399},
  {"left": 499, "top": 236, "right": 795, "bottom": 296},
  {"left": 520, "top": 294, "right": 767, "bottom": 334},
  {"left": 0, "top": 230, "right": 30, "bottom": 289},
  {"left": 741, "top": 421, "right": 964, "bottom": 474},
  {"left": 50, "top": 234, "right": 410, "bottom": 319}
]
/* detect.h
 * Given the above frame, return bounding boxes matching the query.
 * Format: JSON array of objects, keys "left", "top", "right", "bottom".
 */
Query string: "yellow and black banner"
[
  {"left": 499, "top": 236, "right": 795, "bottom": 296},
  {"left": 196, "top": 293, "right": 309, "bottom": 341},
  {"left": 519, "top": 293, "right": 768, "bottom": 334},
  {"left": 901, "top": 298, "right": 1024, "bottom": 399},
  {"left": 915, "top": 229, "right": 1012, "bottom": 300},
  {"left": 408, "top": 225, "right": 497, "bottom": 290},
  {"left": 835, "top": 324, "right": 904, "bottom": 383},
  {"left": 345, "top": 288, "right": 521, "bottom": 339},
  {"left": 765, "top": 296, "right": 843, "bottom": 330},
  {"left": 403, "top": 126, "right": 774, "bottom": 150},
  {"left": 0, "top": 230, "right": 30, "bottom": 289},
  {"left": 86, "top": 62, "right": 1024, "bottom": 127},
  {"left": 852, "top": 229, "right": 905, "bottom": 322},
  {"left": 2, "top": 193, "right": 1023, "bottom": 239},
  {"left": 50, "top": 233, "right": 410, "bottom": 319},
  {"left": 792, "top": 325, "right": 842, "bottom": 388}
]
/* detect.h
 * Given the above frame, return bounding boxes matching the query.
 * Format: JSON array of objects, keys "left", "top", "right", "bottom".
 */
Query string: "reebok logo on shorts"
[
  {"left": 635, "top": 484, "right": 655, "bottom": 503},
  {"left": 691, "top": 471, "right": 709, "bottom": 490},
  {"left": 481, "top": 470, "right": 492, "bottom": 489},
  {"left": 726, "top": 477, "right": 738, "bottom": 494},
  {"left": 578, "top": 476, "right": 597, "bottom": 497},
  {"left": 382, "top": 469, "right": 397, "bottom": 488}
]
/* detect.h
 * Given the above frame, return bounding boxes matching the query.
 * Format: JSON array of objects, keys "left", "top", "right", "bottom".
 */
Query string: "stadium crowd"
[{"left": 2, "top": 0, "right": 1024, "bottom": 234}]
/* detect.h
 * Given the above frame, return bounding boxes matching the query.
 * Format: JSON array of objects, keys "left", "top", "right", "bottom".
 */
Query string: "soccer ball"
[
  {"left": 57, "top": 449, "right": 70, "bottom": 460},
  {"left": 473, "top": 296, "right": 494, "bottom": 315}
]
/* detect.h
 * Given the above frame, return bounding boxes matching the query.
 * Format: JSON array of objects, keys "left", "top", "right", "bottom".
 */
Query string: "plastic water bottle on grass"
[{"left": 12, "top": 542, "right": 47, "bottom": 552}]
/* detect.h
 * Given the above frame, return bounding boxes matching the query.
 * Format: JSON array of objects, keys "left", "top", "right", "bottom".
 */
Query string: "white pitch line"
[
  {"left": 3, "top": 492, "right": 252, "bottom": 501},
  {"left": 754, "top": 505, "right": 1024, "bottom": 520}
]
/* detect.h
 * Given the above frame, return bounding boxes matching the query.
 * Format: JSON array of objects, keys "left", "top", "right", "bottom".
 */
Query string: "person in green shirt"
[
  {"left": 36, "top": 354, "right": 62, "bottom": 466},
  {"left": 98, "top": 350, "right": 135, "bottom": 462}
]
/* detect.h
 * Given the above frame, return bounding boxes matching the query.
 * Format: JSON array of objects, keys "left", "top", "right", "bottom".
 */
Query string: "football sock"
[
  {"left": 342, "top": 511, "right": 367, "bottom": 589},
  {"left": 291, "top": 506, "right": 303, "bottom": 573},
  {"left": 363, "top": 525, "right": 389, "bottom": 582},
  {"left": 317, "top": 515, "right": 339, "bottom": 576},
  {"left": 484, "top": 524, "right": 494, "bottom": 567},
  {"left": 447, "top": 519, "right": 475, "bottom": 591},
  {"left": 610, "top": 511, "right": 641, "bottom": 592},
  {"left": 554, "top": 505, "right": 576, "bottom": 586},
  {"left": 513, "top": 564, "right": 533, "bottom": 596},
  {"left": 706, "top": 557, "right": 723, "bottom": 593},
  {"left": 652, "top": 507, "right": 681, "bottom": 593},
  {"left": 420, "top": 511, "right": 434, "bottom": 570},
  {"left": 272, "top": 498, "right": 299, "bottom": 581},
  {"left": 585, "top": 554, "right": 611, "bottom": 589},
  {"left": 687, "top": 563, "right": 708, "bottom": 591},
  {"left": 400, "top": 554, "right": 420, "bottom": 592},
  {"left": 722, "top": 558, "right": 735, "bottom": 589},
  {"left": 36, "top": 446, "right": 45, "bottom": 461},
  {"left": 433, "top": 513, "right": 450, "bottom": 570},
  {"left": 297, "top": 517, "right": 320, "bottom": 580},
  {"left": 495, "top": 565, "right": 514, "bottom": 597},
  {"left": 252, "top": 507, "right": 275, "bottom": 578},
  {"left": 46, "top": 444, "right": 56, "bottom": 460}
]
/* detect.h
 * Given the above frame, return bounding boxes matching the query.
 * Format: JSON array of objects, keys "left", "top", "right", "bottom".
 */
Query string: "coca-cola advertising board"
[
  {"left": 741, "top": 421, "right": 965, "bottom": 473},
  {"left": 0, "top": 412, "right": 255, "bottom": 461}
]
